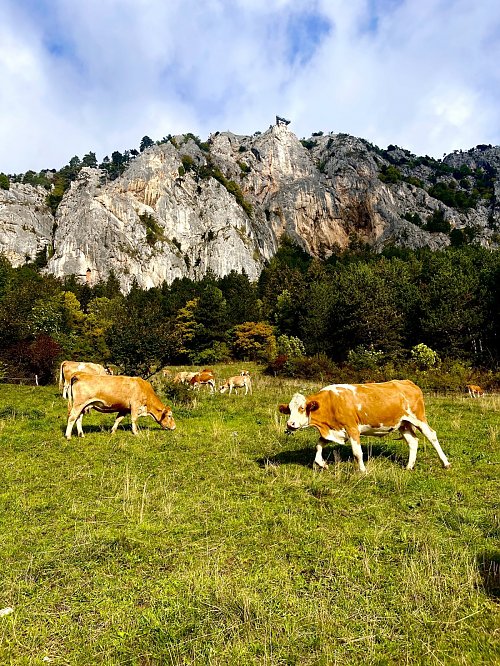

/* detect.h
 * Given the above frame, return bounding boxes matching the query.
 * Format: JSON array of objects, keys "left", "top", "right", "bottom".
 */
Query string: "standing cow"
[
  {"left": 66, "top": 373, "right": 176, "bottom": 439},
  {"left": 466, "top": 384, "right": 484, "bottom": 398},
  {"left": 59, "top": 360, "right": 111, "bottom": 399},
  {"left": 219, "top": 375, "right": 252, "bottom": 395},
  {"left": 190, "top": 370, "right": 216, "bottom": 392},
  {"left": 279, "top": 380, "right": 450, "bottom": 472}
]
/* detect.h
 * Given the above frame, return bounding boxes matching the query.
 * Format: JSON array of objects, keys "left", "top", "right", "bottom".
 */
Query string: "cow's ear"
[
  {"left": 306, "top": 400, "right": 319, "bottom": 413},
  {"left": 278, "top": 404, "right": 291, "bottom": 415}
]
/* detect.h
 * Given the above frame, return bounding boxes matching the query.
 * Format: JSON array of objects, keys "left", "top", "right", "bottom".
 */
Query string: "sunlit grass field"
[{"left": 0, "top": 366, "right": 499, "bottom": 665}]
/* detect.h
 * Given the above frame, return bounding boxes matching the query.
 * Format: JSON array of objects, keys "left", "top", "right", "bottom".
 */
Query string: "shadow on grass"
[
  {"left": 258, "top": 438, "right": 404, "bottom": 468},
  {"left": 477, "top": 550, "right": 500, "bottom": 599}
]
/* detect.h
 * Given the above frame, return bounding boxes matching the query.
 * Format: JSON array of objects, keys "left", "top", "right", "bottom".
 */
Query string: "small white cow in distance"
[
  {"left": 59, "top": 360, "right": 111, "bottom": 399},
  {"left": 219, "top": 375, "right": 252, "bottom": 395},
  {"left": 66, "top": 372, "right": 176, "bottom": 439},
  {"left": 466, "top": 384, "right": 484, "bottom": 398},
  {"left": 279, "top": 379, "right": 450, "bottom": 472}
]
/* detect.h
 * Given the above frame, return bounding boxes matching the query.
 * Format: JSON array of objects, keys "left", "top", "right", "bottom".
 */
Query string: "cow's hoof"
[{"left": 444, "top": 463, "right": 451, "bottom": 469}]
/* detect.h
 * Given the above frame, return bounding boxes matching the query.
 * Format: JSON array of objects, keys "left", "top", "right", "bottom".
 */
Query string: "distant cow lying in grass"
[
  {"left": 466, "top": 384, "right": 484, "bottom": 398},
  {"left": 66, "top": 373, "right": 176, "bottom": 439},
  {"left": 219, "top": 374, "right": 252, "bottom": 395},
  {"left": 279, "top": 380, "right": 450, "bottom": 472}
]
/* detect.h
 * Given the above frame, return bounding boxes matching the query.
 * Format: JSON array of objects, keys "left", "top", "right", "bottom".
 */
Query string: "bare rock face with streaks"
[
  {"left": 1, "top": 122, "right": 498, "bottom": 291},
  {"left": 0, "top": 184, "right": 54, "bottom": 267}
]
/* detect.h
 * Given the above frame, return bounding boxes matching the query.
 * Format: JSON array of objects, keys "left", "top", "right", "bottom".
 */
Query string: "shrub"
[
  {"left": 160, "top": 381, "right": 194, "bottom": 407},
  {"left": 379, "top": 165, "right": 402, "bottom": 183},
  {"left": 139, "top": 213, "right": 165, "bottom": 246},
  {"left": 277, "top": 335, "right": 306, "bottom": 359},
  {"left": 0, "top": 173, "right": 10, "bottom": 190},
  {"left": 411, "top": 343, "right": 440, "bottom": 369},
  {"left": 347, "top": 346, "right": 385, "bottom": 371},
  {"left": 424, "top": 209, "right": 451, "bottom": 233},
  {"left": 190, "top": 342, "right": 231, "bottom": 365}
]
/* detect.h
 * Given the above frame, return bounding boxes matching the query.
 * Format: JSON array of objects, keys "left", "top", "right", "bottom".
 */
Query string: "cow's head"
[
  {"left": 278, "top": 393, "right": 319, "bottom": 431},
  {"left": 159, "top": 407, "right": 176, "bottom": 430}
]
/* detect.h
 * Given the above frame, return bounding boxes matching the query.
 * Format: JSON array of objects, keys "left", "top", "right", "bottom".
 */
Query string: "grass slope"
[{"left": 0, "top": 369, "right": 499, "bottom": 665}]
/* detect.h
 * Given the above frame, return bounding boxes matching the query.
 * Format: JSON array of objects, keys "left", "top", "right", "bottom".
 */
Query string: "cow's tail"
[
  {"left": 58, "top": 361, "right": 65, "bottom": 392},
  {"left": 68, "top": 374, "right": 80, "bottom": 407}
]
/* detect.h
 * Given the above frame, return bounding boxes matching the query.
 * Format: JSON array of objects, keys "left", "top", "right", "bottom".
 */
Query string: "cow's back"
[
  {"left": 319, "top": 380, "right": 426, "bottom": 427},
  {"left": 71, "top": 373, "right": 139, "bottom": 407}
]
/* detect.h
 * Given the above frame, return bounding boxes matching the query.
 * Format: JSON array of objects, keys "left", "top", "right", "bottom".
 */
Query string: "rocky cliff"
[{"left": 1, "top": 122, "right": 499, "bottom": 291}]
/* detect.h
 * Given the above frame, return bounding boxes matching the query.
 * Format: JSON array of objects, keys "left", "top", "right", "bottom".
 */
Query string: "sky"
[{"left": 1, "top": 0, "right": 499, "bottom": 174}]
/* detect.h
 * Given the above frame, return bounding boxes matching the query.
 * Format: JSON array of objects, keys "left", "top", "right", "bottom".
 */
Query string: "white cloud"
[{"left": 0, "top": 0, "right": 499, "bottom": 173}]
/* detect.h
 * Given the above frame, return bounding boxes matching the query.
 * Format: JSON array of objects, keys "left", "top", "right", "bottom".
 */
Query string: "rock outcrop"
[
  {"left": 0, "top": 184, "right": 53, "bottom": 267},
  {"left": 1, "top": 122, "right": 499, "bottom": 291}
]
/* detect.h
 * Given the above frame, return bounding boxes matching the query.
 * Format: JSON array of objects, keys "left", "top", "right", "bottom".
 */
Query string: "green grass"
[{"left": 0, "top": 368, "right": 499, "bottom": 664}]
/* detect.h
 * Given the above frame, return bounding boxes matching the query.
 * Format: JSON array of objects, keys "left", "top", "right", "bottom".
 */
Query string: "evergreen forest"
[{"left": 1, "top": 239, "right": 499, "bottom": 389}]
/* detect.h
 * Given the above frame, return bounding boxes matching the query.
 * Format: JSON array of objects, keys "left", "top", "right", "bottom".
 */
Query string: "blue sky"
[{"left": 1, "top": 0, "right": 499, "bottom": 173}]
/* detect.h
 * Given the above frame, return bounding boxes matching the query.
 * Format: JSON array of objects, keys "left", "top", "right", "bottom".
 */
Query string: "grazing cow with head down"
[
  {"left": 466, "top": 384, "right": 484, "bottom": 398},
  {"left": 65, "top": 373, "right": 176, "bottom": 439},
  {"left": 279, "top": 380, "right": 450, "bottom": 472},
  {"left": 59, "top": 360, "right": 111, "bottom": 399},
  {"left": 219, "top": 374, "right": 252, "bottom": 395}
]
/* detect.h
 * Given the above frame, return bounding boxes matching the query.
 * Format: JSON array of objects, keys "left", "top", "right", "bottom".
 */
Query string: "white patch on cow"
[
  {"left": 358, "top": 425, "right": 394, "bottom": 436},
  {"left": 321, "top": 384, "right": 357, "bottom": 395},
  {"left": 323, "top": 428, "right": 346, "bottom": 444}
]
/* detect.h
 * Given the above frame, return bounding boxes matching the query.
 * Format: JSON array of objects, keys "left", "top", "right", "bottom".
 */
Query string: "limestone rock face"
[
  {"left": 1, "top": 124, "right": 498, "bottom": 291},
  {"left": 0, "top": 184, "right": 53, "bottom": 266}
]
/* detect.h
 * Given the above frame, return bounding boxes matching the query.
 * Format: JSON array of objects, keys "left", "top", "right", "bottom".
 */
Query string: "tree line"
[{"left": 0, "top": 239, "right": 499, "bottom": 384}]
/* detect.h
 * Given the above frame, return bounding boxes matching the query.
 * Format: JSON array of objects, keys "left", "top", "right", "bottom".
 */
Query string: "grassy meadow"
[{"left": 0, "top": 365, "right": 499, "bottom": 665}]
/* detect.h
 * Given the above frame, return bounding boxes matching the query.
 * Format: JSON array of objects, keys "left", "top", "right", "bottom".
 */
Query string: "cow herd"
[
  {"left": 59, "top": 360, "right": 479, "bottom": 473},
  {"left": 59, "top": 362, "right": 253, "bottom": 441}
]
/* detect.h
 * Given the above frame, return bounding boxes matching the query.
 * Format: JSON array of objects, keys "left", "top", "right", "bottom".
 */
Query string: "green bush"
[
  {"left": 347, "top": 345, "right": 385, "bottom": 371},
  {"left": 0, "top": 173, "right": 10, "bottom": 190},
  {"left": 411, "top": 343, "right": 440, "bottom": 369}
]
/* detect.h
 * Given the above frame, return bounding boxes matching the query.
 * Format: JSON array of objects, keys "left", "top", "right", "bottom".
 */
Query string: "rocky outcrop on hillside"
[
  {"left": 1, "top": 122, "right": 499, "bottom": 290},
  {"left": 0, "top": 184, "right": 54, "bottom": 267}
]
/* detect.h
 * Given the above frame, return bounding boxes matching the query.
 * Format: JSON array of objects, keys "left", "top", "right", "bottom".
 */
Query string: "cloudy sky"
[{"left": 1, "top": 0, "right": 499, "bottom": 174}]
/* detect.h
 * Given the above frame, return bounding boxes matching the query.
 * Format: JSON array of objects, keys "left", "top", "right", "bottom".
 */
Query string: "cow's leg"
[
  {"left": 111, "top": 412, "right": 126, "bottom": 434},
  {"left": 314, "top": 439, "right": 329, "bottom": 469},
  {"left": 130, "top": 407, "right": 139, "bottom": 435},
  {"left": 66, "top": 406, "right": 84, "bottom": 439},
  {"left": 346, "top": 429, "right": 366, "bottom": 472},
  {"left": 75, "top": 412, "right": 85, "bottom": 438},
  {"left": 400, "top": 424, "right": 419, "bottom": 470},
  {"left": 63, "top": 382, "right": 69, "bottom": 399},
  {"left": 410, "top": 419, "right": 451, "bottom": 468}
]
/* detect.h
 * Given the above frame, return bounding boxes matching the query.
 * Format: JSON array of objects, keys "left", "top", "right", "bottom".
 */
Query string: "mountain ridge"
[{"left": 1, "top": 121, "right": 498, "bottom": 291}]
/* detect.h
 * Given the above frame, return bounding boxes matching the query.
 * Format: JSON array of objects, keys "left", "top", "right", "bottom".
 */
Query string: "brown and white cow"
[
  {"left": 190, "top": 370, "right": 216, "bottom": 392},
  {"left": 466, "top": 384, "right": 484, "bottom": 398},
  {"left": 66, "top": 373, "right": 176, "bottom": 439},
  {"left": 59, "top": 360, "right": 111, "bottom": 399},
  {"left": 219, "top": 375, "right": 252, "bottom": 395},
  {"left": 172, "top": 371, "right": 197, "bottom": 385},
  {"left": 278, "top": 380, "right": 450, "bottom": 472}
]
